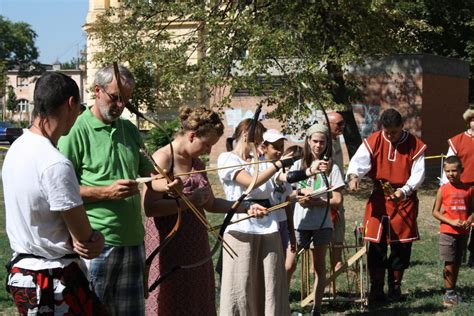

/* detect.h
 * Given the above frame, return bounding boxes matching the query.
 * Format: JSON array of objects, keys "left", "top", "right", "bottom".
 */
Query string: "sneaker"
[
  {"left": 368, "top": 289, "right": 386, "bottom": 305},
  {"left": 387, "top": 287, "right": 403, "bottom": 302},
  {"left": 443, "top": 293, "right": 463, "bottom": 307}
]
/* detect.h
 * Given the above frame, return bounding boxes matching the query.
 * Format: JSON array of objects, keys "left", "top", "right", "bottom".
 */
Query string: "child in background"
[
  {"left": 432, "top": 156, "right": 473, "bottom": 307},
  {"left": 217, "top": 121, "right": 292, "bottom": 315},
  {"left": 260, "top": 131, "right": 298, "bottom": 281}
]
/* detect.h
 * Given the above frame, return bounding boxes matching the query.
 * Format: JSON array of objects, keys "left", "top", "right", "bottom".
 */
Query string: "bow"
[
  {"left": 112, "top": 63, "right": 235, "bottom": 289},
  {"left": 300, "top": 82, "right": 333, "bottom": 245},
  {"left": 112, "top": 63, "right": 181, "bottom": 261},
  {"left": 211, "top": 185, "right": 336, "bottom": 230},
  {"left": 218, "top": 104, "right": 263, "bottom": 237},
  {"left": 136, "top": 158, "right": 281, "bottom": 182},
  {"left": 148, "top": 104, "right": 263, "bottom": 289}
]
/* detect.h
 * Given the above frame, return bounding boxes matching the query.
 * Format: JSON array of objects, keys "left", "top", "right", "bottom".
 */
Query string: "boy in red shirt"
[{"left": 432, "top": 156, "right": 474, "bottom": 307}]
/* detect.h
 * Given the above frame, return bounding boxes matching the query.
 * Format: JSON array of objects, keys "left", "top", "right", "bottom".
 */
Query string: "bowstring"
[{"left": 296, "top": 82, "right": 333, "bottom": 253}]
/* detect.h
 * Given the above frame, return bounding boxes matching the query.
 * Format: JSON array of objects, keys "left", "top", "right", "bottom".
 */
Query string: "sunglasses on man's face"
[
  {"left": 334, "top": 120, "right": 345, "bottom": 127},
  {"left": 102, "top": 88, "right": 123, "bottom": 103}
]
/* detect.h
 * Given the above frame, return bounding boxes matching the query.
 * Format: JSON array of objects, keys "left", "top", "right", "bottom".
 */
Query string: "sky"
[{"left": 0, "top": 0, "right": 88, "bottom": 64}]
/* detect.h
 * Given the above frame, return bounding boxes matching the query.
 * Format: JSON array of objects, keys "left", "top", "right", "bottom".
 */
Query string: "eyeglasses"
[
  {"left": 333, "top": 120, "right": 345, "bottom": 127},
  {"left": 101, "top": 88, "right": 123, "bottom": 104}
]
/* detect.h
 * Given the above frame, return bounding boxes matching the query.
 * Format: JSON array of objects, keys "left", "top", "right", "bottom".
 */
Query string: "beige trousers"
[{"left": 219, "top": 231, "right": 290, "bottom": 316}]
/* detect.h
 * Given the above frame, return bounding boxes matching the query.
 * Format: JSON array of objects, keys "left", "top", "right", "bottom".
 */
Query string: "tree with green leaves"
[
  {"left": 6, "top": 85, "right": 18, "bottom": 115},
  {"left": 0, "top": 16, "right": 39, "bottom": 114},
  {"left": 396, "top": 0, "right": 474, "bottom": 102},
  {"left": 61, "top": 53, "right": 86, "bottom": 70},
  {"left": 0, "top": 16, "right": 39, "bottom": 69},
  {"left": 88, "top": 1, "right": 427, "bottom": 155}
]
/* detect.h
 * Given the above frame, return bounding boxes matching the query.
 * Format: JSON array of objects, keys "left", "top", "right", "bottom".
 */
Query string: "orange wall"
[{"left": 421, "top": 74, "right": 469, "bottom": 157}]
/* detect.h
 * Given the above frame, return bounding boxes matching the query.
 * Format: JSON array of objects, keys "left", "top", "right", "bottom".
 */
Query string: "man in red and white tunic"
[
  {"left": 347, "top": 108, "right": 426, "bottom": 304},
  {"left": 442, "top": 106, "right": 474, "bottom": 265}
]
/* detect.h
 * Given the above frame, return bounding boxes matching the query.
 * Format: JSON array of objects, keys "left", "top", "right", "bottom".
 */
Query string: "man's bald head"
[{"left": 328, "top": 112, "right": 345, "bottom": 137}]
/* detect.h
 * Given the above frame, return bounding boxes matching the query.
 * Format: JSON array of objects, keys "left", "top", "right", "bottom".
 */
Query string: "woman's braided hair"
[{"left": 178, "top": 106, "right": 224, "bottom": 137}]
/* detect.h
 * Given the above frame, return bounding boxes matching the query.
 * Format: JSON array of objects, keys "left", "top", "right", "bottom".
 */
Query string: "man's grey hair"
[{"left": 94, "top": 64, "right": 135, "bottom": 90}]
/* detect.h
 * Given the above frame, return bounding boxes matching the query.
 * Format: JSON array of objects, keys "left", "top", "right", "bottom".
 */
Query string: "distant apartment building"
[{"left": 2, "top": 63, "right": 87, "bottom": 123}]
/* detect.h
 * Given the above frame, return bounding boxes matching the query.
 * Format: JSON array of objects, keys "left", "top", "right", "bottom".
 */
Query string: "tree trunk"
[
  {"left": 340, "top": 109, "right": 362, "bottom": 157},
  {"left": 327, "top": 62, "right": 362, "bottom": 158}
]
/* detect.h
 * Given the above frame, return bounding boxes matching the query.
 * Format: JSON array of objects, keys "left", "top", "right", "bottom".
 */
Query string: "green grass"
[
  {"left": 208, "top": 176, "right": 474, "bottom": 315},
  {"left": 1, "top": 164, "right": 474, "bottom": 314},
  {"left": 0, "top": 154, "right": 16, "bottom": 313}
]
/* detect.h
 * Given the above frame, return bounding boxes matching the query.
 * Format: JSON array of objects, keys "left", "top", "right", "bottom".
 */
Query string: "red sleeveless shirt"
[
  {"left": 362, "top": 130, "right": 426, "bottom": 243},
  {"left": 439, "top": 182, "right": 473, "bottom": 235},
  {"left": 448, "top": 131, "right": 474, "bottom": 185}
]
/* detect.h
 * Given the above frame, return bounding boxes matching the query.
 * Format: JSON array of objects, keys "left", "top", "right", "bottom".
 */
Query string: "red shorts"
[{"left": 7, "top": 262, "right": 108, "bottom": 315}]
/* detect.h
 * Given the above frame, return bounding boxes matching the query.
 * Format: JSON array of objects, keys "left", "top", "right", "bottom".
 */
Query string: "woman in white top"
[{"left": 217, "top": 119, "right": 292, "bottom": 316}]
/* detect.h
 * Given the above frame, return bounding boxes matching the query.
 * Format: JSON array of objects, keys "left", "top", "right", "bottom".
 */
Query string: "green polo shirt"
[{"left": 58, "top": 108, "right": 154, "bottom": 246}]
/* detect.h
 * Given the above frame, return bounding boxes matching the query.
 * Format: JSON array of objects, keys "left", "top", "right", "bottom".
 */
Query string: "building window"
[
  {"left": 18, "top": 99, "right": 29, "bottom": 112},
  {"left": 16, "top": 77, "right": 29, "bottom": 87}
]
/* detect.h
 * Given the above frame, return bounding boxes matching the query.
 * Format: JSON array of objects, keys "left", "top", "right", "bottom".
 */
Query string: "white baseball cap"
[{"left": 263, "top": 129, "right": 287, "bottom": 143}]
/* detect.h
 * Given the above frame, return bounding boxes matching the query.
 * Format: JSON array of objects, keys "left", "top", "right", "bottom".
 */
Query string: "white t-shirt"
[
  {"left": 291, "top": 159, "right": 345, "bottom": 230},
  {"left": 2, "top": 130, "right": 83, "bottom": 270},
  {"left": 217, "top": 152, "right": 279, "bottom": 234}
]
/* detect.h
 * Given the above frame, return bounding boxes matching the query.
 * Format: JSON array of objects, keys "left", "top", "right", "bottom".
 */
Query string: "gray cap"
[{"left": 306, "top": 123, "right": 329, "bottom": 138}]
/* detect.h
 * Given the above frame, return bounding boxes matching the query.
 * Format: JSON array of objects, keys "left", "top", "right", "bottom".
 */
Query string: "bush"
[
  {"left": 143, "top": 119, "right": 209, "bottom": 166},
  {"left": 200, "top": 154, "right": 209, "bottom": 166},
  {"left": 144, "top": 119, "right": 179, "bottom": 153}
]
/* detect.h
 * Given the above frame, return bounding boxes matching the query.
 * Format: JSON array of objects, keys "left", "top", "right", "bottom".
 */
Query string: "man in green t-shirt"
[{"left": 58, "top": 64, "right": 154, "bottom": 315}]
